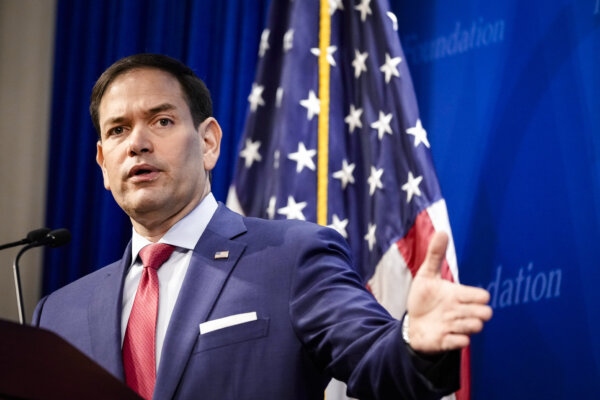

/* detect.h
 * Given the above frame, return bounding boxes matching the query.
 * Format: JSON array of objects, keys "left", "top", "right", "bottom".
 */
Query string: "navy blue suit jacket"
[{"left": 33, "top": 205, "right": 458, "bottom": 399}]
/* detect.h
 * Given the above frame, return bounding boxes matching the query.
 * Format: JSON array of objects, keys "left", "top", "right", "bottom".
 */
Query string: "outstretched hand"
[{"left": 406, "top": 232, "right": 493, "bottom": 354}]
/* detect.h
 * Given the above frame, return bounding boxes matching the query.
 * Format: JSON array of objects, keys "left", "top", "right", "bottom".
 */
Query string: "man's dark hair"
[{"left": 90, "top": 53, "right": 212, "bottom": 138}]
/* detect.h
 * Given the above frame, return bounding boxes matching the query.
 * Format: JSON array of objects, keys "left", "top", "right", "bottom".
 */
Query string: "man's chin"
[{"left": 117, "top": 195, "right": 167, "bottom": 219}]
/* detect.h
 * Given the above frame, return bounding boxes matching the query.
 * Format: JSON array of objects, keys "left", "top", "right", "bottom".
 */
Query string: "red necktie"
[{"left": 123, "top": 243, "right": 175, "bottom": 400}]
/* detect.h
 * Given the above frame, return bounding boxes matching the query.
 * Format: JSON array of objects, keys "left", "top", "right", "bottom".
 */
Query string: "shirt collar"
[{"left": 130, "top": 193, "right": 218, "bottom": 265}]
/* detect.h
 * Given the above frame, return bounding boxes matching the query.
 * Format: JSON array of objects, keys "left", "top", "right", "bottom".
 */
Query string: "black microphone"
[
  {"left": 27, "top": 228, "right": 52, "bottom": 243},
  {"left": 42, "top": 228, "right": 72, "bottom": 248},
  {"left": 0, "top": 228, "right": 51, "bottom": 251},
  {"left": 13, "top": 228, "right": 71, "bottom": 324}
]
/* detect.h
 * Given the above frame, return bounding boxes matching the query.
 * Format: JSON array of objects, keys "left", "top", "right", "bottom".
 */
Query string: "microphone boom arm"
[
  {"left": 10, "top": 228, "right": 70, "bottom": 324},
  {"left": 13, "top": 243, "right": 37, "bottom": 324}
]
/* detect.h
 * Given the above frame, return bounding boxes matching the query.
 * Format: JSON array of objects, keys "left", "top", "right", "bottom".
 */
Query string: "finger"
[
  {"left": 465, "top": 304, "right": 493, "bottom": 321},
  {"left": 446, "top": 304, "right": 493, "bottom": 322},
  {"left": 450, "top": 317, "right": 485, "bottom": 335},
  {"left": 441, "top": 333, "right": 470, "bottom": 351},
  {"left": 456, "top": 285, "right": 491, "bottom": 304},
  {"left": 417, "top": 231, "right": 449, "bottom": 278}
]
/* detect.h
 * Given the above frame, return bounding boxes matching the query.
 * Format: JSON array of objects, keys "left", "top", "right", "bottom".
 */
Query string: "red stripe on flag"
[
  {"left": 395, "top": 209, "right": 453, "bottom": 281},
  {"left": 395, "top": 208, "right": 470, "bottom": 400},
  {"left": 457, "top": 347, "right": 471, "bottom": 400}
]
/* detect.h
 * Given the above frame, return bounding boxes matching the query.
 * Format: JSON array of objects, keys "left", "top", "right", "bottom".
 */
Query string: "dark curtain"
[{"left": 43, "top": 0, "right": 270, "bottom": 294}]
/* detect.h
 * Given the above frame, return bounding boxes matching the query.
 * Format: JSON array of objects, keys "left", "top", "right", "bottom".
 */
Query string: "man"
[{"left": 33, "top": 54, "right": 492, "bottom": 400}]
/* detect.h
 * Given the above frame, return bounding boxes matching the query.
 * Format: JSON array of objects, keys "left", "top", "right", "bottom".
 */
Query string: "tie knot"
[{"left": 139, "top": 243, "right": 175, "bottom": 270}]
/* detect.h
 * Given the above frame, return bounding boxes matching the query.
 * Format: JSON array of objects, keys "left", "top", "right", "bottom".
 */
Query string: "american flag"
[{"left": 227, "top": 0, "right": 468, "bottom": 398}]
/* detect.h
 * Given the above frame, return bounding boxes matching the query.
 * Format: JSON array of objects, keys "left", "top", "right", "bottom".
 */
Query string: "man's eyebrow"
[
  {"left": 102, "top": 103, "right": 178, "bottom": 129},
  {"left": 144, "top": 103, "right": 177, "bottom": 117},
  {"left": 104, "top": 116, "right": 126, "bottom": 126}
]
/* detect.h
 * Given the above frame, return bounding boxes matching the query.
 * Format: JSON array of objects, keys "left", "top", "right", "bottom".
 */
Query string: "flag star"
[
  {"left": 370, "top": 111, "right": 393, "bottom": 140},
  {"left": 367, "top": 166, "right": 384, "bottom": 195},
  {"left": 248, "top": 83, "right": 265, "bottom": 112},
  {"left": 288, "top": 142, "right": 317, "bottom": 173},
  {"left": 329, "top": 0, "right": 344, "bottom": 15},
  {"left": 380, "top": 53, "right": 402, "bottom": 83},
  {"left": 310, "top": 46, "right": 337, "bottom": 67},
  {"left": 406, "top": 119, "right": 430, "bottom": 148},
  {"left": 328, "top": 214, "right": 349, "bottom": 239},
  {"left": 283, "top": 29, "right": 294, "bottom": 52},
  {"left": 352, "top": 49, "right": 368, "bottom": 78},
  {"left": 266, "top": 196, "right": 277, "bottom": 220},
  {"left": 239, "top": 139, "right": 262, "bottom": 168},
  {"left": 332, "top": 159, "right": 356, "bottom": 189},
  {"left": 259, "top": 29, "right": 270, "bottom": 57},
  {"left": 401, "top": 171, "right": 424, "bottom": 203},
  {"left": 386, "top": 11, "right": 398, "bottom": 31},
  {"left": 344, "top": 104, "right": 363, "bottom": 133},
  {"left": 299, "top": 90, "right": 321, "bottom": 120},
  {"left": 277, "top": 196, "right": 307, "bottom": 221},
  {"left": 355, "top": 0, "right": 372, "bottom": 22},
  {"left": 364, "top": 223, "right": 377, "bottom": 251},
  {"left": 276, "top": 87, "right": 284, "bottom": 107}
]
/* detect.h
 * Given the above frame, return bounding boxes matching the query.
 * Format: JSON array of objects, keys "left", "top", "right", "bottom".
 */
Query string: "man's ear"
[
  {"left": 96, "top": 141, "right": 111, "bottom": 190},
  {"left": 199, "top": 117, "right": 222, "bottom": 171}
]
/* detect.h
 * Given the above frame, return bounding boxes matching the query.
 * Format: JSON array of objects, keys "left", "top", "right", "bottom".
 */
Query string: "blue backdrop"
[
  {"left": 44, "top": 0, "right": 600, "bottom": 398},
  {"left": 390, "top": 0, "right": 600, "bottom": 397}
]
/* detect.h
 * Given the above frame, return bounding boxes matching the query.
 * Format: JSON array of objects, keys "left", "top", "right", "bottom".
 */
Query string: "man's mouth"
[{"left": 128, "top": 164, "right": 160, "bottom": 181}]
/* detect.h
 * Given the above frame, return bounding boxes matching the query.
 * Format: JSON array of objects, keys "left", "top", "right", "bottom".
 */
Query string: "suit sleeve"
[{"left": 288, "top": 225, "right": 459, "bottom": 400}]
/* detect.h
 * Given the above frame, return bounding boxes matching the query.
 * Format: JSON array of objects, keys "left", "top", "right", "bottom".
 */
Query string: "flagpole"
[{"left": 317, "top": 0, "right": 331, "bottom": 226}]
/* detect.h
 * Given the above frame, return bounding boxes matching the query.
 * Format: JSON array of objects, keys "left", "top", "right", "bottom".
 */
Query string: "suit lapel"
[
  {"left": 88, "top": 242, "right": 132, "bottom": 380},
  {"left": 154, "top": 205, "right": 247, "bottom": 400}
]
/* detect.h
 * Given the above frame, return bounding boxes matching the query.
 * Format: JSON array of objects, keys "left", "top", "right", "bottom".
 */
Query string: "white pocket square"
[{"left": 199, "top": 312, "right": 257, "bottom": 334}]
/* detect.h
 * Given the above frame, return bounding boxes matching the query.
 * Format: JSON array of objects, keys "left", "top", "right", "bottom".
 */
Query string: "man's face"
[{"left": 96, "top": 68, "right": 220, "bottom": 229}]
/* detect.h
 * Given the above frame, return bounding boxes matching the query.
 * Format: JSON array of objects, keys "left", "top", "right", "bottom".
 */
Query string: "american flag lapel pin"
[{"left": 214, "top": 250, "right": 229, "bottom": 260}]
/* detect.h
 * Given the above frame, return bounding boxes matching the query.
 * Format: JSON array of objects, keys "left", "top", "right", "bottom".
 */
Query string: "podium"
[{"left": 0, "top": 319, "right": 141, "bottom": 399}]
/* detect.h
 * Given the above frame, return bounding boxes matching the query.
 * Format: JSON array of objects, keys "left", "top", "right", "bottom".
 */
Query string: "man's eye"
[
  {"left": 158, "top": 118, "right": 172, "bottom": 127},
  {"left": 107, "top": 126, "right": 124, "bottom": 136}
]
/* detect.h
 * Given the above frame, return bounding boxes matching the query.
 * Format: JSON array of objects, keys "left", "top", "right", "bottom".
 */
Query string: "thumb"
[{"left": 417, "top": 231, "right": 448, "bottom": 279}]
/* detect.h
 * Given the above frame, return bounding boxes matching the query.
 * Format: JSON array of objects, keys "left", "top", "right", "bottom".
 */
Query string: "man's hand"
[{"left": 406, "top": 232, "right": 493, "bottom": 354}]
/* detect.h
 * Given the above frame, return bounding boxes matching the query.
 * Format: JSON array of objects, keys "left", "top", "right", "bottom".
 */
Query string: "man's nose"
[{"left": 127, "top": 125, "right": 153, "bottom": 156}]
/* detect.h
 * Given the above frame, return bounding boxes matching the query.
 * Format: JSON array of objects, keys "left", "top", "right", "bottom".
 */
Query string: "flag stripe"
[
  {"left": 458, "top": 346, "right": 471, "bottom": 400},
  {"left": 367, "top": 241, "right": 413, "bottom": 320},
  {"left": 396, "top": 206, "right": 453, "bottom": 281},
  {"left": 426, "top": 199, "right": 459, "bottom": 281}
]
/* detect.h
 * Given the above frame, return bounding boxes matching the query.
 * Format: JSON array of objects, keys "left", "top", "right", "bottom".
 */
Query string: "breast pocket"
[{"left": 193, "top": 317, "right": 270, "bottom": 354}]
